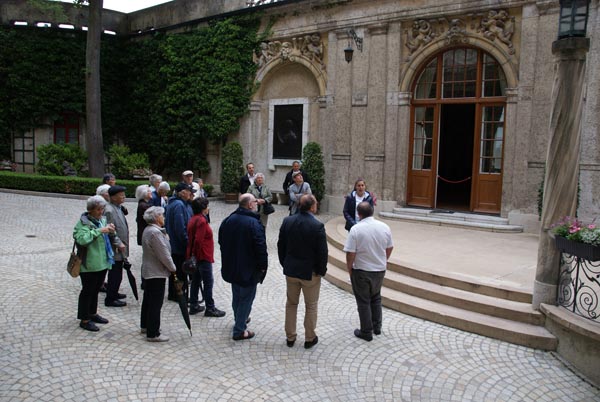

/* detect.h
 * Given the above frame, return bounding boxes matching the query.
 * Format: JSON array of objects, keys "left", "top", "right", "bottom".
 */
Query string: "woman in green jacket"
[{"left": 73, "top": 195, "right": 116, "bottom": 332}]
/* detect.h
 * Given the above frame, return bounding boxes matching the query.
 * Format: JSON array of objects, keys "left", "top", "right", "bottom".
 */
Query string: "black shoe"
[
  {"left": 80, "top": 321, "right": 99, "bottom": 332},
  {"left": 354, "top": 329, "right": 373, "bottom": 342},
  {"left": 246, "top": 317, "right": 251, "bottom": 324},
  {"left": 105, "top": 300, "right": 126, "bottom": 307},
  {"left": 286, "top": 339, "right": 295, "bottom": 348},
  {"left": 117, "top": 293, "right": 127, "bottom": 299},
  {"left": 90, "top": 314, "right": 109, "bottom": 324},
  {"left": 189, "top": 304, "right": 205, "bottom": 315},
  {"left": 205, "top": 307, "right": 226, "bottom": 317},
  {"left": 304, "top": 336, "right": 319, "bottom": 349},
  {"left": 374, "top": 328, "right": 381, "bottom": 335}
]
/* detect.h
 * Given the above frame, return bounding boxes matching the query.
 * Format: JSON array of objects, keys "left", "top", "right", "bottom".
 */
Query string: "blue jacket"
[
  {"left": 218, "top": 207, "right": 268, "bottom": 287},
  {"left": 164, "top": 196, "right": 192, "bottom": 255},
  {"left": 343, "top": 191, "right": 374, "bottom": 231}
]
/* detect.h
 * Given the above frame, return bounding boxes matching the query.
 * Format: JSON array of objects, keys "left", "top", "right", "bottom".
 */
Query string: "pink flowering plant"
[{"left": 552, "top": 216, "right": 600, "bottom": 246}]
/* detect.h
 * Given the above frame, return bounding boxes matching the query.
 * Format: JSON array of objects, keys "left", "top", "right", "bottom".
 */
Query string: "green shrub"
[
  {"left": 108, "top": 145, "right": 151, "bottom": 179},
  {"left": 203, "top": 183, "right": 214, "bottom": 196},
  {"left": 220, "top": 141, "right": 244, "bottom": 193},
  {"left": 36, "top": 144, "right": 88, "bottom": 176},
  {"left": 0, "top": 171, "right": 182, "bottom": 198},
  {"left": 302, "top": 142, "right": 325, "bottom": 203}
]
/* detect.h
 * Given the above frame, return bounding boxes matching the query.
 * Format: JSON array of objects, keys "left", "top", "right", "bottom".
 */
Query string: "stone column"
[{"left": 532, "top": 37, "right": 590, "bottom": 309}]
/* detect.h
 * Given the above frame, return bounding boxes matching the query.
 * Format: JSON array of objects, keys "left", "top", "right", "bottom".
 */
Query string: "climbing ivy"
[{"left": 0, "top": 15, "right": 262, "bottom": 173}]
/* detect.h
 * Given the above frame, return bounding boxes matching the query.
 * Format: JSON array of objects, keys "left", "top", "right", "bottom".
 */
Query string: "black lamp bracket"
[{"left": 348, "top": 28, "right": 363, "bottom": 52}]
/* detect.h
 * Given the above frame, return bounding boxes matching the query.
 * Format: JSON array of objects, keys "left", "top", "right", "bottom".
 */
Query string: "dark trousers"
[
  {"left": 168, "top": 254, "right": 187, "bottom": 300},
  {"left": 78, "top": 270, "right": 107, "bottom": 320},
  {"left": 351, "top": 269, "right": 385, "bottom": 336},
  {"left": 190, "top": 260, "right": 214, "bottom": 308},
  {"left": 140, "top": 277, "right": 166, "bottom": 338},
  {"left": 105, "top": 260, "right": 124, "bottom": 303},
  {"left": 231, "top": 283, "right": 257, "bottom": 337}
]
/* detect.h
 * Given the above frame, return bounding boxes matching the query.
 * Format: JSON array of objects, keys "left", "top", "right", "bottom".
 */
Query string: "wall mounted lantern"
[
  {"left": 558, "top": 0, "right": 590, "bottom": 39},
  {"left": 344, "top": 28, "right": 363, "bottom": 63}
]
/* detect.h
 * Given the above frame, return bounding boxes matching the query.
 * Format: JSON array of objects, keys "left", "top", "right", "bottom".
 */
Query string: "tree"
[
  {"left": 84, "top": 0, "right": 105, "bottom": 177},
  {"left": 302, "top": 142, "right": 325, "bottom": 203}
]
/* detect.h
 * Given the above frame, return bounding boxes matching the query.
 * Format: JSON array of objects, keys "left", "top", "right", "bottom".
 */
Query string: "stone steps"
[
  {"left": 380, "top": 207, "right": 524, "bottom": 233},
  {"left": 325, "top": 220, "right": 557, "bottom": 350}
]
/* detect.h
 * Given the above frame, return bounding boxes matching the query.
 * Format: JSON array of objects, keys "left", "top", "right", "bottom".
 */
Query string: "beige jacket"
[{"left": 141, "top": 224, "right": 176, "bottom": 279}]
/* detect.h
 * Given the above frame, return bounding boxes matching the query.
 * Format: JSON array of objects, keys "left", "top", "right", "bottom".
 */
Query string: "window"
[
  {"left": 54, "top": 113, "right": 79, "bottom": 144},
  {"left": 268, "top": 98, "right": 309, "bottom": 167}
]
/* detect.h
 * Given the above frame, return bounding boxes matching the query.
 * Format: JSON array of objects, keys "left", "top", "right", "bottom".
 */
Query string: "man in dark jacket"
[
  {"left": 165, "top": 182, "right": 196, "bottom": 302},
  {"left": 239, "top": 163, "right": 255, "bottom": 194},
  {"left": 218, "top": 193, "right": 268, "bottom": 341},
  {"left": 282, "top": 160, "right": 310, "bottom": 194},
  {"left": 277, "top": 194, "right": 327, "bottom": 349}
]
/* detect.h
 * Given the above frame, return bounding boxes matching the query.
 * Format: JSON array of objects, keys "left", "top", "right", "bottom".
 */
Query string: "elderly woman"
[
  {"left": 149, "top": 174, "right": 163, "bottom": 206},
  {"left": 157, "top": 181, "right": 170, "bottom": 207},
  {"left": 73, "top": 195, "right": 116, "bottom": 332},
  {"left": 136, "top": 184, "right": 153, "bottom": 246},
  {"left": 96, "top": 184, "right": 111, "bottom": 201},
  {"left": 187, "top": 197, "right": 225, "bottom": 317},
  {"left": 141, "top": 206, "right": 177, "bottom": 342},
  {"left": 343, "top": 178, "right": 375, "bottom": 231},
  {"left": 247, "top": 172, "right": 273, "bottom": 227}
]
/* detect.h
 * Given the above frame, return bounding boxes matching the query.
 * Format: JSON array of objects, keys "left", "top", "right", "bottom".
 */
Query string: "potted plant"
[
  {"left": 220, "top": 141, "right": 244, "bottom": 203},
  {"left": 301, "top": 142, "right": 325, "bottom": 205},
  {"left": 551, "top": 216, "right": 600, "bottom": 261}
]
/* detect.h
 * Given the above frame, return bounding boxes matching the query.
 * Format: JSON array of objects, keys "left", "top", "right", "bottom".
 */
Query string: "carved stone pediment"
[
  {"left": 255, "top": 33, "right": 326, "bottom": 72},
  {"left": 404, "top": 9, "right": 516, "bottom": 59}
]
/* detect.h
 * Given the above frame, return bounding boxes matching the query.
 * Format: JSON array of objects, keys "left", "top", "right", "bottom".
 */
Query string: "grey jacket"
[
  {"left": 288, "top": 182, "right": 312, "bottom": 215},
  {"left": 104, "top": 202, "right": 129, "bottom": 261},
  {"left": 141, "top": 224, "right": 177, "bottom": 279}
]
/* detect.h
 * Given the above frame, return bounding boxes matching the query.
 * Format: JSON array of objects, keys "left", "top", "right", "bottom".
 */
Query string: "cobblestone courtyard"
[{"left": 0, "top": 191, "right": 598, "bottom": 401}]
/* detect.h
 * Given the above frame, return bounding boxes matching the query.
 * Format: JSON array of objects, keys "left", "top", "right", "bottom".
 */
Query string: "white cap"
[{"left": 182, "top": 170, "right": 193, "bottom": 176}]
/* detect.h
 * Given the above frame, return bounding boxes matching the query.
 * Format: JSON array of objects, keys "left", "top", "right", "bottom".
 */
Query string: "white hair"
[
  {"left": 143, "top": 206, "right": 165, "bottom": 223},
  {"left": 135, "top": 184, "right": 151, "bottom": 201},
  {"left": 158, "top": 181, "right": 170, "bottom": 191},
  {"left": 149, "top": 174, "right": 162, "bottom": 186},
  {"left": 87, "top": 195, "right": 107, "bottom": 211},
  {"left": 96, "top": 184, "right": 111, "bottom": 196}
]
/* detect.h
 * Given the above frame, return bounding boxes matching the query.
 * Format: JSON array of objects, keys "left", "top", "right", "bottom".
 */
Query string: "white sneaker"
[{"left": 147, "top": 334, "right": 169, "bottom": 342}]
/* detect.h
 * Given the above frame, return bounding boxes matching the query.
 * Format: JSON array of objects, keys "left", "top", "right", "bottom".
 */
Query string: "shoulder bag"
[{"left": 67, "top": 241, "right": 82, "bottom": 277}]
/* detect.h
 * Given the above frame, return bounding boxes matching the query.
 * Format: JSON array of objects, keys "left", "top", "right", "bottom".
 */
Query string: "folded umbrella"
[
  {"left": 173, "top": 274, "right": 192, "bottom": 337},
  {"left": 122, "top": 258, "right": 139, "bottom": 301}
]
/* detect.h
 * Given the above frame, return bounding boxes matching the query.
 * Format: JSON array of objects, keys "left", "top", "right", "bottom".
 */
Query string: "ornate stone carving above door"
[{"left": 255, "top": 33, "right": 326, "bottom": 72}]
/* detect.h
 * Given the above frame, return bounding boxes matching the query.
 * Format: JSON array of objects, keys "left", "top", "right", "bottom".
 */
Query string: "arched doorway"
[{"left": 406, "top": 47, "right": 507, "bottom": 214}]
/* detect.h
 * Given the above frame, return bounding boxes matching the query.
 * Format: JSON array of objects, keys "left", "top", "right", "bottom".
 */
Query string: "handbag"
[
  {"left": 67, "top": 241, "right": 82, "bottom": 278},
  {"left": 263, "top": 202, "right": 275, "bottom": 215}
]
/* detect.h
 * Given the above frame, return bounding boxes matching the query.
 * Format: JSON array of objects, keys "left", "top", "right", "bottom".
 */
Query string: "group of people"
[{"left": 73, "top": 164, "right": 394, "bottom": 346}]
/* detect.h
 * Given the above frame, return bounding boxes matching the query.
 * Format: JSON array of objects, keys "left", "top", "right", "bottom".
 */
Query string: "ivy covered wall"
[{"left": 0, "top": 15, "right": 260, "bottom": 174}]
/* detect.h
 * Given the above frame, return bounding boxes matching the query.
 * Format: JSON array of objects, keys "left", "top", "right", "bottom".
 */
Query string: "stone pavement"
[{"left": 0, "top": 191, "right": 598, "bottom": 401}]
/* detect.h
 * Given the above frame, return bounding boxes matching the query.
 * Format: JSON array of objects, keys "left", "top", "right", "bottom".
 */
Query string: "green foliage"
[
  {"left": 302, "top": 142, "right": 325, "bottom": 203},
  {"left": 0, "top": 171, "right": 183, "bottom": 198},
  {"left": 107, "top": 145, "right": 150, "bottom": 179},
  {"left": 220, "top": 141, "right": 244, "bottom": 193},
  {"left": 36, "top": 143, "right": 88, "bottom": 176}
]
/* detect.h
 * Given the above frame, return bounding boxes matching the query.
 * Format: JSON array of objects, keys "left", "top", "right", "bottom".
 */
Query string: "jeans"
[
  {"left": 78, "top": 269, "right": 107, "bottom": 320},
  {"left": 190, "top": 260, "right": 215, "bottom": 308},
  {"left": 285, "top": 274, "right": 321, "bottom": 342},
  {"left": 140, "top": 278, "right": 166, "bottom": 338},
  {"left": 231, "top": 283, "right": 257, "bottom": 337},
  {"left": 350, "top": 269, "right": 385, "bottom": 337},
  {"left": 105, "top": 260, "right": 124, "bottom": 303}
]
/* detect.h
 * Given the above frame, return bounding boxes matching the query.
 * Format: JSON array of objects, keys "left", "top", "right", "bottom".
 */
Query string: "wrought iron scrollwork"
[{"left": 557, "top": 253, "right": 600, "bottom": 321}]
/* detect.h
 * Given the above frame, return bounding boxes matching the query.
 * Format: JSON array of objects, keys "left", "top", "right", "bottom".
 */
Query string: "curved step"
[{"left": 325, "top": 262, "right": 556, "bottom": 350}]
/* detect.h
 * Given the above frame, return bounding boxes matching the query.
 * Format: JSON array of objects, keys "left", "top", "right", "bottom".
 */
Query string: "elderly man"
[
  {"left": 165, "top": 182, "right": 196, "bottom": 302},
  {"left": 104, "top": 185, "right": 129, "bottom": 307},
  {"left": 218, "top": 193, "right": 268, "bottom": 341},
  {"left": 239, "top": 163, "right": 255, "bottom": 194},
  {"left": 182, "top": 170, "right": 201, "bottom": 199},
  {"left": 288, "top": 171, "right": 312, "bottom": 215},
  {"left": 343, "top": 202, "right": 393, "bottom": 341},
  {"left": 157, "top": 181, "right": 170, "bottom": 207},
  {"left": 277, "top": 194, "right": 327, "bottom": 349},
  {"left": 282, "top": 160, "right": 310, "bottom": 194},
  {"left": 149, "top": 174, "right": 163, "bottom": 206}
]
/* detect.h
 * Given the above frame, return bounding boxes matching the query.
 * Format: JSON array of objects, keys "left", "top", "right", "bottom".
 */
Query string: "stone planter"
[{"left": 555, "top": 236, "right": 600, "bottom": 261}]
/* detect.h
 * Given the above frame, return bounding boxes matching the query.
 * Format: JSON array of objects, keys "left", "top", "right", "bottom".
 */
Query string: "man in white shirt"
[
  {"left": 343, "top": 202, "right": 393, "bottom": 341},
  {"left": 182, "top": 170, "right": 201, "bottom": 199}
]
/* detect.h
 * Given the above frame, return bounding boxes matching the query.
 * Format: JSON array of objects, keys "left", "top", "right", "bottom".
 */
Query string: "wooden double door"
[{"left": 407, "top": 48, "right": 506, "bottom": 214}]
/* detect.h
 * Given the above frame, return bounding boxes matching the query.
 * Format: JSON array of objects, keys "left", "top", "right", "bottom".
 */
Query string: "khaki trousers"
[{"left": 285, "top": 274, "right": 321, "bottom": 342}]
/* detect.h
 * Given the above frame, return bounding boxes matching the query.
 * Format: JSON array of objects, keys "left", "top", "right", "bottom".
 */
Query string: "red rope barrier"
[{"left": 437, "top": 175, "right": 472, "bottom": 184}]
